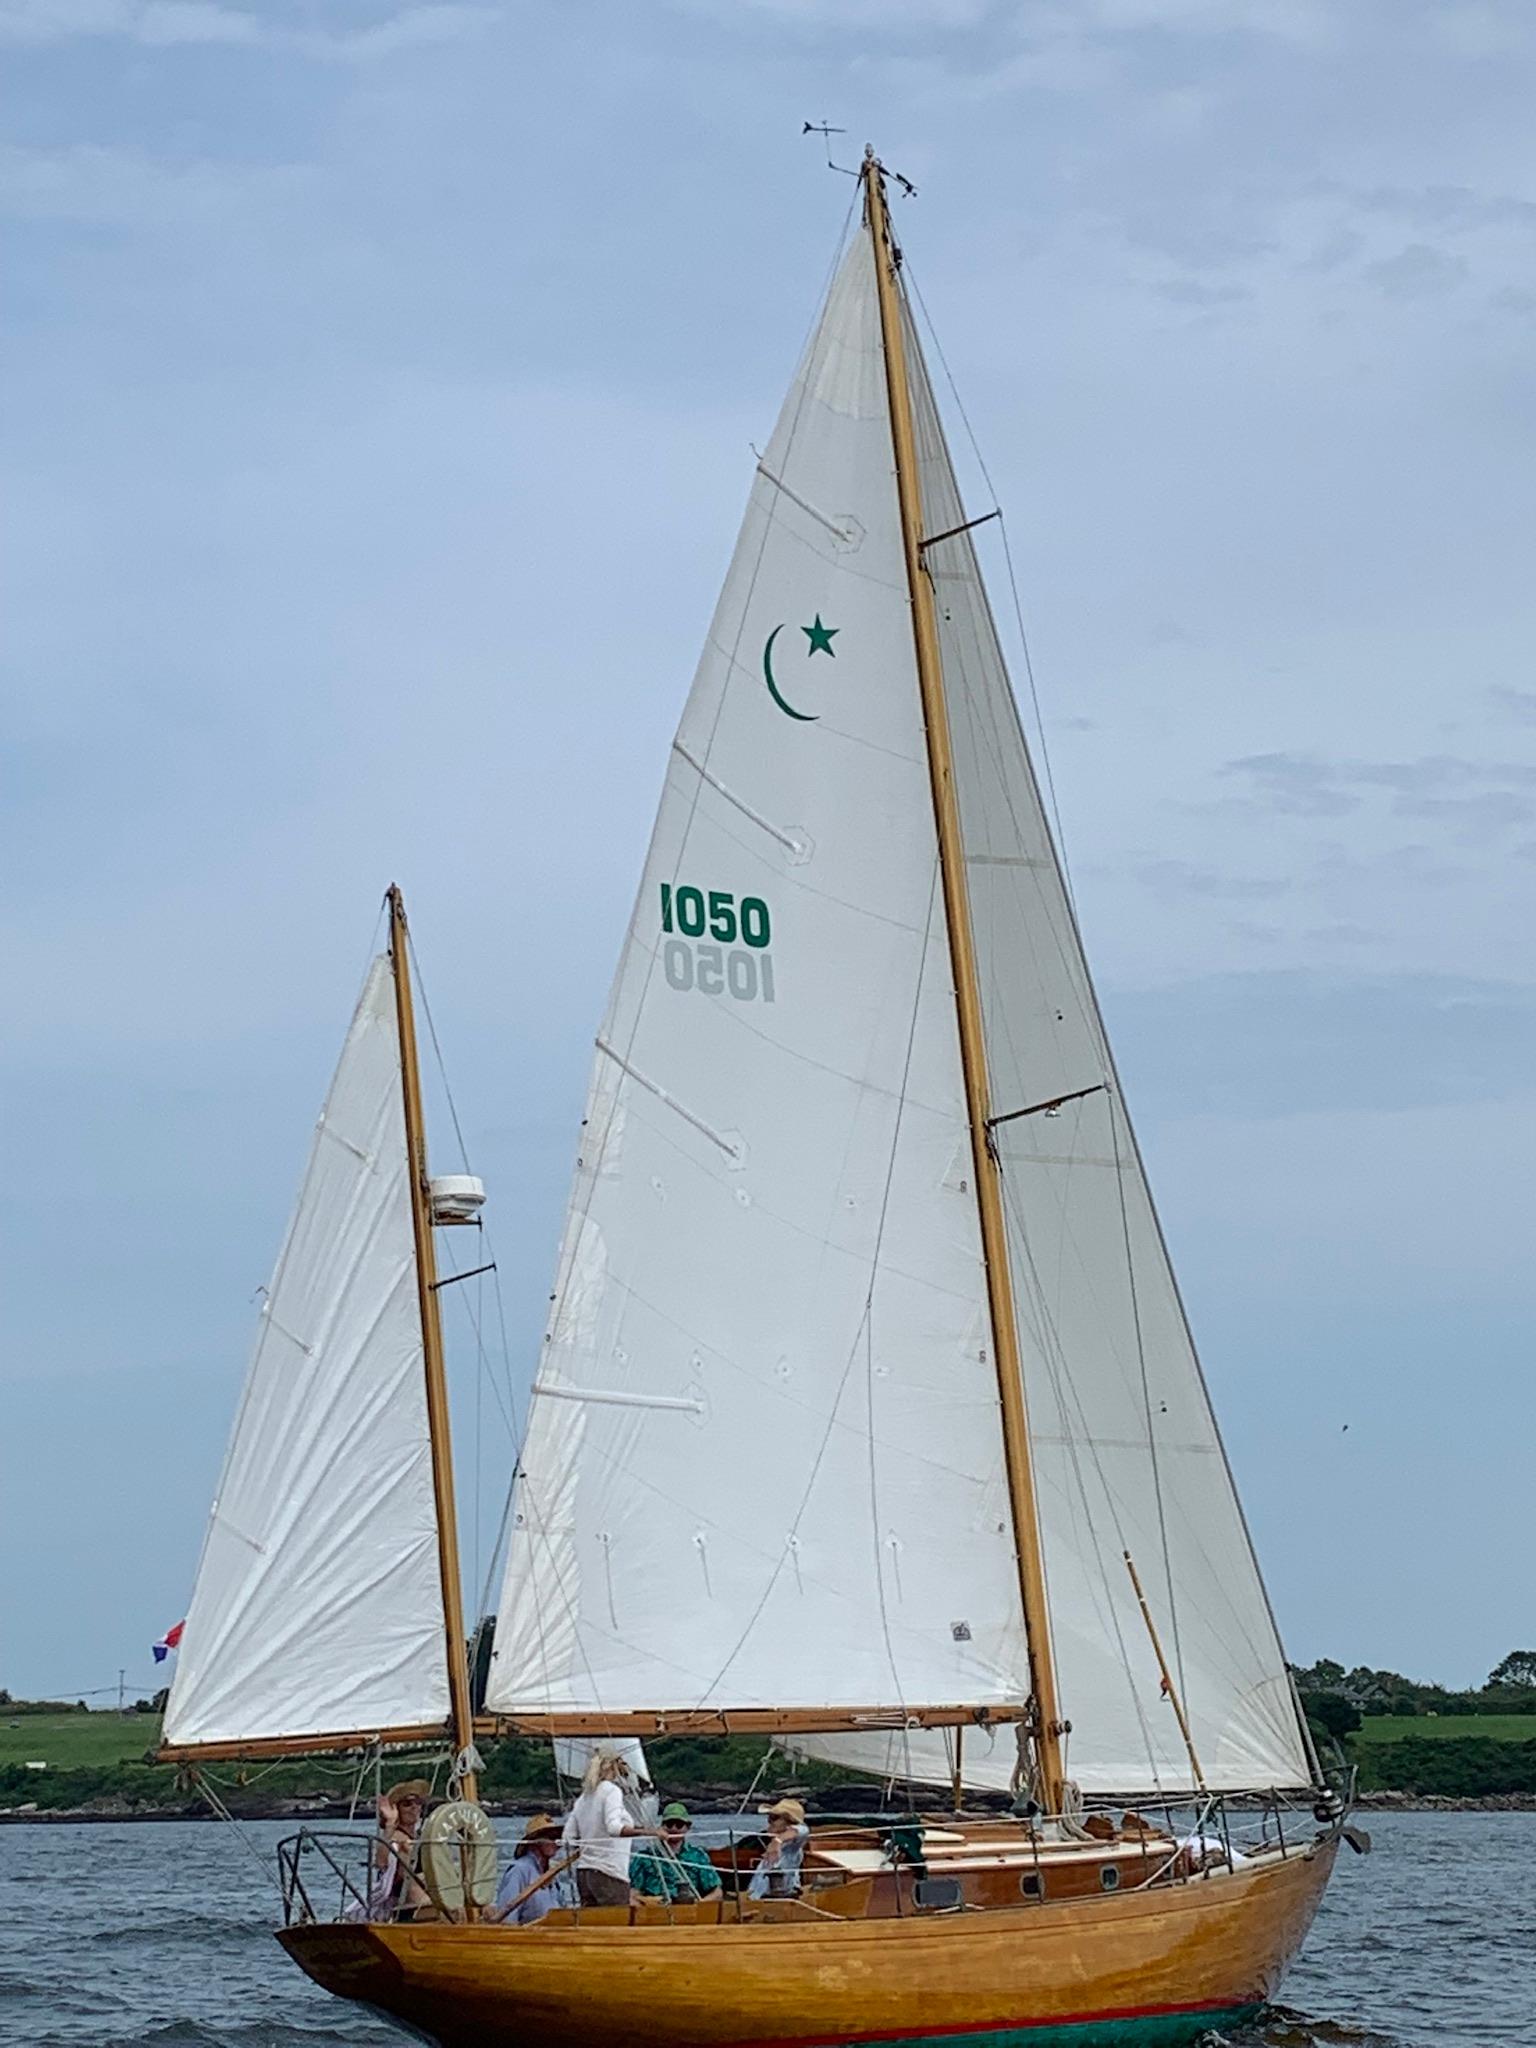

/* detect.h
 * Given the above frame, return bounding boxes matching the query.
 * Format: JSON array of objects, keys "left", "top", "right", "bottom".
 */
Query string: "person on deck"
[
  {"left": 562, "top": 1748, "right": 658, "bottom": 1908},
  {"left": 365, "top": 1779, "right": 432, "bottom": 1921},
  {"left": 486, "top": 1814, "right": 567, "bottom": 1926},
  {"left": 630, "top": 1803, "right": 723, "bottom": 1906},
  {"left": 748, "top": 1798, "right": 810, "bottom": 1900}
]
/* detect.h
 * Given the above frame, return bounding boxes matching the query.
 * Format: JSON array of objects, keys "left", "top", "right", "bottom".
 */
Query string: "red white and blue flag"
[{"left": 152, "top": 1621, "right": 185, "bottom": 1664}]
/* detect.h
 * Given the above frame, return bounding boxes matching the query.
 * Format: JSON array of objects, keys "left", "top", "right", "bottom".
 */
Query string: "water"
[{"left": 0, "top": 1813, "right": 1529, "bottom": 2047}]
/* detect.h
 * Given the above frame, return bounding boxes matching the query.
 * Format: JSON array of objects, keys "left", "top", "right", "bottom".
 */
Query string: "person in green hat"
[{"left": 629, "top": 1802, "right": 722, "bottom": 1905}]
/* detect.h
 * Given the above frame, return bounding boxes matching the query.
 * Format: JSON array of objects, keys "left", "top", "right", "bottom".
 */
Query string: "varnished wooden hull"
[{"left": 280, "top": 1836, "right": 1335, "bottom": 2048}]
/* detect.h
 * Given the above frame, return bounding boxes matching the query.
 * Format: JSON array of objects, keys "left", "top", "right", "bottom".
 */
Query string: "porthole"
[
  {"left": 1100, "top": 1864, "right": 1120, "bottom": 1892},
  {"left": 1019, "top": 1871, "right": 1042, "bottom": 1899}
]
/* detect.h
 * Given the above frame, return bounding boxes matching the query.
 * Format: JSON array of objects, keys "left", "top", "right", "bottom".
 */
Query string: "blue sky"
[{"left": 3, "top": 0, "right": 1533, "bottom": 1703}]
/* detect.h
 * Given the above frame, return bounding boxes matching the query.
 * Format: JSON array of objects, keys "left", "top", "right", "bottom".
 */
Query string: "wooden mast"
[
  {"left": 388, "top": 883, "right": 479, "bottom": 1804},
  {"left": 861, "top": 149, "right": 1067, "bottom": 1812}
]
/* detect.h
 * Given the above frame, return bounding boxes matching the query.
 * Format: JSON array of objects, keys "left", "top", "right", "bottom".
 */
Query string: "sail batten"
[{"left": 162, "top": 956, "right": 452, "bottom": 1754}]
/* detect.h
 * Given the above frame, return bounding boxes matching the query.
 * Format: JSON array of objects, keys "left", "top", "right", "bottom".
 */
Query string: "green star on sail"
[{"left": 802, "top": 614, "right": 838, "bottom": 657}]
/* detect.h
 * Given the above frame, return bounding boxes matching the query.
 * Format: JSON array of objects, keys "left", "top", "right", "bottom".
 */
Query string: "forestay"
[
  {"left": 163, "top": 958, "right": 450, "bottom": 1750},
  {"left": 487, "top": 224, "right": 1031, "bottom": 1722}
]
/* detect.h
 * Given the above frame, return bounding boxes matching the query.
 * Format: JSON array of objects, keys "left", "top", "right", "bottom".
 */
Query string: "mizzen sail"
[
  {"left": 163, "top": 957, "right": 451, "bottom": 1752},
  {"left": 486, "top": 225, "right": 1031, "bottom": 1727}
]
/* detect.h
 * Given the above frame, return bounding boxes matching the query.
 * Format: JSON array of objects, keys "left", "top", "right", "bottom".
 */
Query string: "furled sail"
[
  {"left": 486, "top": 224, "right": 1031, "bottom": 1723},
  {"left": 163, "top": 957, "right": 451, "bottom": 1751}
]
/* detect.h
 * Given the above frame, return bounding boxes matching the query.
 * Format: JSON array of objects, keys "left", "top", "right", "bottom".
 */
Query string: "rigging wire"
[
  {"left": 897, "top": 255, "right": 1288, "bottom": 1782},
  {"left": 404, "top": 925, "right": 530, "bottom": 1635},
  {"left": 1109, "top": 1099, "right": 1184, "bottom": 1705},
  {"left": 193, "top": 1773, "right": 283, "bottom": 1892},
  {"left": 902, "top": 264, "right": 1080, "bottom": 921}
]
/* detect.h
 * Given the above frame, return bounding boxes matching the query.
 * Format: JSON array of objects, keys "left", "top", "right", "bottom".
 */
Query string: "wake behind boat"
[{"left": 159, "top": 149, "right": 1356, "bottom": 2047}]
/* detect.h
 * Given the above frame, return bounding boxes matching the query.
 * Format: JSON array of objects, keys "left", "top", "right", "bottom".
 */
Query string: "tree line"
[{"left": 1292, "top": 1650, "right": 1536, "bottom": 1740}]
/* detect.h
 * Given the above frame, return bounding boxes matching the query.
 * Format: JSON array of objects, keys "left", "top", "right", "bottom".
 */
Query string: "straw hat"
[
  {"left": 384, "top": 1779, "right": 431, "bottom": 1807},
  {"left": 516, "top": 1812, "right": 563, "bottom": 1849},
  {"left": 764, "top": 1798, "right": 806, "bottom": 1824}
]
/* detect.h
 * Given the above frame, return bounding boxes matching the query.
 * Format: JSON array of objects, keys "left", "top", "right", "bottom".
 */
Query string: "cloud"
[
  {"left": 1153, "top": 277, "right": 1251, "bottom": 305},
  {"left": 1220, "top": 753, "right": 1536, "bottom": 834},
  {"left": 0, "top": 0, "right": 251, "bottom": 39},
  {"left": 136, "top": 0, "right": 257, "bottom": 42},
  {"left": 671, "top": 0, "right": 988, "bottom": 27},
  {"left": 1078, "top": 0, "right": 1330, "bottom": 38},
  {"left": 676, "top": 0, "right": 1330, "bottom": 43},
  {"left": 1221, "top": 753, "right": 1360, "bottom": 817},
  {"left": 1429, "top": 1, "right": 1536, "bottom": 59},
  {"left": 1131, "top": 857, "right": 1290, "bottom": 900},
  {"left": 334, "top": 4, "right": 496, "bottom": 58},
  {"left": 1488, "top": 687, "right": 1536, "bottom": 724},
  {"left": 1355, "top": 183, "right": 1536, "bottom": 234},
  {"left": 0, "top": 141, "right": 304, "bottom": 226},
  {"left": 0, "top": 0, "right": 494, "bottom": 53},
  {"left": 1363, "top": 242, "right": 1469, "bottom": 299},
  {"left": 1109, "top": 968, "right": 1536, "bottom": 1120}
]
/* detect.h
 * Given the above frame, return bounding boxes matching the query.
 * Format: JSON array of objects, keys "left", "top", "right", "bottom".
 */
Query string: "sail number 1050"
[
  {"left": 660, "top": 884, "right": 776, "bottom": 1005},
  {"left": 660, "top": 885, "right": 771, "bottom": 948}
]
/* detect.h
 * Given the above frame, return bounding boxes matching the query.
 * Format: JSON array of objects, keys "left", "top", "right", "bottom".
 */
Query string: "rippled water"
[{"left": 0, "top": 1813, "right": 1528, "bottom": 2047}]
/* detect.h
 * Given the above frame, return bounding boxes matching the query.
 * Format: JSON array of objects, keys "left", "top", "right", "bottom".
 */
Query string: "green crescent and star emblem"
[{"left": 762, "top": 614, "right": 838, "bottom": 722}]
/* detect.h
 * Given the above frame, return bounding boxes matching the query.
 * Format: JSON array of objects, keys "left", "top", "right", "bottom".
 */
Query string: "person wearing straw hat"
[
  {"left": 630, "top": 1803, "right": 722, "bottom": 1906},
  {"left": 748, "top": 1798, "right": 810, "bottom": 1901},
  {"left": 486, "top": 1814, "right": 568, "bottom": 1927},
  {"left": 366, "top": 1779, "right": 432, "bottom": 1920}
]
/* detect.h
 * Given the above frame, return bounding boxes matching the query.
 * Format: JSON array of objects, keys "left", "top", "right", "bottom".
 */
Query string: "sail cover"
[
  {"left": 163, "top": 958, "right": 450, "bottom": 1750},
  {"left": 487, "top": 224, "right": 1031, "bottom": 1722}
]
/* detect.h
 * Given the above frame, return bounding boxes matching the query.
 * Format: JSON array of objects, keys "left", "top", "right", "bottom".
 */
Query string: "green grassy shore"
[
  {"left": 2, "top": 1708, "right": 1534, "bottom": 1818},
  {"left": 1352, "top": 1715, "right": 1536, "bottom": 1745},
  {"left": 0, "top": 1713, "right": 838, "bottom": 1820}
]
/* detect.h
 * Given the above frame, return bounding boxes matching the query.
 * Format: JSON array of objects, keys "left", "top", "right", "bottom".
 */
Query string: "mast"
[
  {"left": 861, "top": 150, "right": 1067, "bottom": 1811},
  {"left": 388, "top": 883, "right": 479, "bottom": 1803}
]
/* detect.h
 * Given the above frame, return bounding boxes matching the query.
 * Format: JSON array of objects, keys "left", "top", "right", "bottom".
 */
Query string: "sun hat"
[
  {"left": 764, "top": 1797, "right": 806, "bottom": 1824},
  {"left": 384, "top": 1779, "right": 431, "bottom": 1806},
  {"left": 516, "top": 1812, "right": 563, "bottom": 1848},
  {"left": 660, "top": 1801, "right": 692, "bottom": 1824}
]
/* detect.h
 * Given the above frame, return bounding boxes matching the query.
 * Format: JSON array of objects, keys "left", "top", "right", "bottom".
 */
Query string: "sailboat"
[{"left": 160, "top": 151, "right": 1351, "bottom": 2048}]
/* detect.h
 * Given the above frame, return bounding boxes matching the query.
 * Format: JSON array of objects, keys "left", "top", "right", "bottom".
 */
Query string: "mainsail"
[
  {"left": 489, "top": 201, "right": 1313, "bottom": 1797},
  {"left": 163, "top": 957, "right": 451, "bottom": 1751},
  {"left": 487, "top": 231, "right": 1031, "bottom": 1724}
]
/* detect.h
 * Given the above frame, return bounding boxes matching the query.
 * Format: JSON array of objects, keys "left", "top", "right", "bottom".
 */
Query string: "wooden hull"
[{"left": 280, "top": 1836, "right": 1335, "bottom": 2048}]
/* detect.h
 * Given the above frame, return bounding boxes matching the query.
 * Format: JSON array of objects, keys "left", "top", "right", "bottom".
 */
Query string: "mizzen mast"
[
  {"left": 387, "top": 883, "right": 479, "bottom": 1803},
  {"left": 860, "top": 149, "right": 1067, "bottom": 1812}
]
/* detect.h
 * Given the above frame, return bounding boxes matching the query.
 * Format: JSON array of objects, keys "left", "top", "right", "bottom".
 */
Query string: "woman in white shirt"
[{"left": 561, "top": 1749, "right": 657, "bottom": 1907}]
